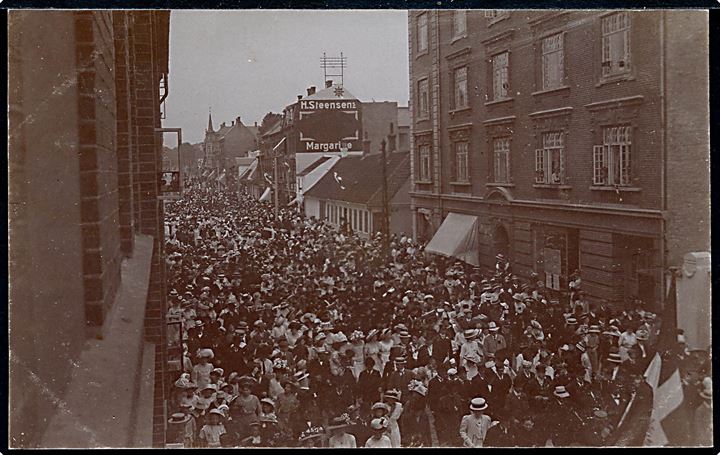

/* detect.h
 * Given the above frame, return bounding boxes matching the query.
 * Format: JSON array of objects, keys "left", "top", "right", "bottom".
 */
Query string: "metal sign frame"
[{"left": 156, "top": 127, "right": 183, "bottom": 200}]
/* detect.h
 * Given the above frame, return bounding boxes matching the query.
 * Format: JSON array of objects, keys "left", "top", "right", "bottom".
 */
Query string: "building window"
[
  {"left": 485, "top": 10, "right": 509, "bottom": 24},
  {"left": 535, "top": 132, "right": 565, "bottom": 184},
  {"left": 453, "top": 66, "right": 468, "bottom": 109},
  {"left": 492, "top": 52, "right": 509, "bottom": 100},
  {"left": 593, "top": 125, "right": 632, "bottom": 186},
  {"left": 601, "top": 12, "right": 630, "bottom": 77},
  {"left": 417, "top": 13, "right": 428, "bottom": 53},
  {"left": 454, "top": 141, "right": 469, "bottom": 182},
  {"left": 417, "top": 78, "right": 429, "bottom": 119},
  {"left": 542, "top": 33, "right": 564, "bottom": 90},
  {"left": 418, "top": 144, "right": 431, "bottom": 181},
  {"left": 453, "top": 10, "right": 467, "bottom": 39},
  {"left": 492, "top": 137, "right": 510, "bottom": 183}
]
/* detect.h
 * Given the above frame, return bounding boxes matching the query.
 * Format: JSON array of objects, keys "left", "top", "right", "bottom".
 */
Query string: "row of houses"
[{"left": 239, "top": 80, "right": 414, "bottom": 238}]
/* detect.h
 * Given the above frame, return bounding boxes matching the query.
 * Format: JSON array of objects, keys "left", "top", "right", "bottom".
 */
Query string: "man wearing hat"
[
  {"left": 546, "top": 385, "right": 582, "bottom": 446},
  {"left": 384, "top": 356, "right": 412, "bottom": 399},
  {"left": 482, "top": 321, "right": 506, "bottom": 359},
  {"left": 460, "top": 397, "right": 495, "bottom": 447},
  {"left": 357, "top": 357, "right": 383, "bottom": 413},
  {"left": 459, "top": 329, "right": 483, "bottom": 373}
]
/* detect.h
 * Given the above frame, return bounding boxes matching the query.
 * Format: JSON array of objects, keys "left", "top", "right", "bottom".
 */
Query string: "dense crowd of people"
[{"left": 162, "top": 185, "right": 710, "bottom": 447}]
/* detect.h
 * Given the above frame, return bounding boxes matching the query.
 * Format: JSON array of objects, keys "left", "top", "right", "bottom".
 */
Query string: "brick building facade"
[
  {"left": 408, "top": 10, "right": 709, "bottom": 312},
  {"left": 9, "top": 10, "right": 171, "bottom": 447}
]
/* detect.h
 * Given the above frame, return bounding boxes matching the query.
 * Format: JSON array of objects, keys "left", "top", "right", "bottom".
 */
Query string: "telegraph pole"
[
  {"left": 273, "top": 150, "right": 279, "bottom": 219},
  {"left": 380, "top": 138, "right": 390, "bottom": 257}
]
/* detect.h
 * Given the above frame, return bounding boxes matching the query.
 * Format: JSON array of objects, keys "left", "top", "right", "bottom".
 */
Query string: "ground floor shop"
[{"left": 413, "top": 192, "right": 664, "bottom": 312}]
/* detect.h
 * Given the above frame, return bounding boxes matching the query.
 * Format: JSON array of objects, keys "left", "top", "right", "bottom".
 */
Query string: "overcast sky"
[{"left": 165, "top": 10, "right": 409, "bottom": 144}]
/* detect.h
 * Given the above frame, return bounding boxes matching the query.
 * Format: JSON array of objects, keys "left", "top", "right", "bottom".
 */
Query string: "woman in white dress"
[
  {"left": 349, "top": 331, "right": 366, "bottom": 380},
  {"left": 384, "top": 389, "right": 403, "bottom": 448},
  {"left": 378, "top": 329, "right": 394, "bottom": 376}
]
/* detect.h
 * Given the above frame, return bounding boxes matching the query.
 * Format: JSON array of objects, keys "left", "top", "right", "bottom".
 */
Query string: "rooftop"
[{"left": 304, "top": 151, "right": 409, "bottom": 207}]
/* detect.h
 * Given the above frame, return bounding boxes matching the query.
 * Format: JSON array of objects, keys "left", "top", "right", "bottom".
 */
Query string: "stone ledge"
[{"left": 41, "top": 234, "right": 154, "bottom": 448}]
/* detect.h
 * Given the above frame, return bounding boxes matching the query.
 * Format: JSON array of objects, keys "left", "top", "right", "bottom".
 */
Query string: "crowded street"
[{"left": 161, "top": 183, "right": 709, "bottom": 448}]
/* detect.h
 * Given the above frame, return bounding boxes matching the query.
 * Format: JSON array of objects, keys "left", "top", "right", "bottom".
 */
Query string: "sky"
[{"left": 165, "top": 10, "right": 410, "bottom": 144}]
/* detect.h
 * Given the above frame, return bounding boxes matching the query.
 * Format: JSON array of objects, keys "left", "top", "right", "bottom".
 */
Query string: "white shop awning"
[
  {"left": 424, "top": 212, "right": 479, "bottom": 266},
  {"left": 259, "top": 187, "right": 272, "bottom": 202}
]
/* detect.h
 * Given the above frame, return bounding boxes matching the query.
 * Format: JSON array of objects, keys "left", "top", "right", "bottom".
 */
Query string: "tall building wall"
[
  {"left": 408, "top": 10, "right": 708, "bottom": 310},
  {"left": 8, "top": 10, "right": 171, "bottom": 447},
  {"left": 664, "top": 11, "right": 710, "bottom": 267},
  {"left": 8, "top": 11, "right": 87, "bottom": 447}
]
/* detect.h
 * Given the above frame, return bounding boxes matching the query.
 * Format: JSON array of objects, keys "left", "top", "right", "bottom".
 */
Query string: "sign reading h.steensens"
[{"left": 298, "top": 95, "right": 361, "bottom": 153}]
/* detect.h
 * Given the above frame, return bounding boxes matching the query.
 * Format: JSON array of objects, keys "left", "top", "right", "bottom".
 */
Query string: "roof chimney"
[
  {"left": 221, "top": 121, "right": 226, "bottom": 128},
  {"left": 236, "top": 116, "right": 242, "bottom": 125},
  {"left": 307, "top": 86, "right": 316, "bottom": 96},
  {"left": 297, "top": 95, "right": 303, "bottom": 101},
  {"left": 325, "top": 80, "right": 333, "bottom": 88},
  {"left": 254, "top": 121, "right": 258, "bottom": 127}
]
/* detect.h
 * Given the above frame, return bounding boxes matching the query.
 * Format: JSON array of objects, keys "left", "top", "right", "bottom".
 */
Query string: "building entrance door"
[{"left": 493, "top": 225, "right": 510, "bottom": 259}]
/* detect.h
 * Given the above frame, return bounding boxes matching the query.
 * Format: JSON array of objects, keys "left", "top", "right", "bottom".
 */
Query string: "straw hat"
[
  {"left": 554, "top": 385, "right": 570, "bottom": 398},
  {"left": 197, "top": 348, "right": 215, "bottom": 359},
  {"left": 470, "top": 397, "right": 488, "bottom": 411},
  {"left": 607, "top": 352, "right": 623, "bottom": 363},
  {"left": 168, "top": 412, "right": 191, "bottom": 424},
  {"left": 370, "top": 417, "right": 389, "bottom": 430},
  {"left": 327, "top": 414, "right": 352, "bottom": 430},
  {"left": 371, "top": 402, "right": 391, "bottom": 414},
  {"left": 384, "top": 389, "right": 402, "bottom": 402}
]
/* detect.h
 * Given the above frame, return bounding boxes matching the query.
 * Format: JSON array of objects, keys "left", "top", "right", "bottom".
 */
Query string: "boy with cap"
[{"left": 198, "top": 408, "right": 227, "bottom": 448}]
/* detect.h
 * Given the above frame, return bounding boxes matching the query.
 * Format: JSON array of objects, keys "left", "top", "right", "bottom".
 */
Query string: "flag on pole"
[{"left": 643, "top": 272, "right": 686, "bottom": 446}]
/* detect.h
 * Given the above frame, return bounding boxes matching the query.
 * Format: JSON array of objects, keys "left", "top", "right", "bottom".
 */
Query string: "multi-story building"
[
  {"left": 408, "top": 10, "right": 709, "bottom": 311},
  {"left": 252, "top": 81, "right": 410, "bottom": 207},
  {"left": 9, "top": 11, "right": 172, "bottom": 447},
  {"left": 202, "top": 114, "right": 259, "bottom": 175}
]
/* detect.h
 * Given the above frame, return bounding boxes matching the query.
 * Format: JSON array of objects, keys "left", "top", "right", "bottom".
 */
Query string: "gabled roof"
[
  {"left": 302, "top": 84, "right": 357, "bottom": 101},
  {"left": 304, "top": 151, "right": 409, "bottom": 207},
  {"left": 261, "top": 119, "right": 284, "bottom": 138},
  {"left": 216, "top": 125, "right": 232, "bottom": 138}
]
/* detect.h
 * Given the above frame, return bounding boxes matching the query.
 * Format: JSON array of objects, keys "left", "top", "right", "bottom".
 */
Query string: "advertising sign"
[{"left": 297, "top": 88, "right": 361, "bottom": 153}]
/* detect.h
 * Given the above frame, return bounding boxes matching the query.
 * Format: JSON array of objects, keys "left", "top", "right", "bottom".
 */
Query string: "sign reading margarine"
[{"left": 297, "top": 91, "right": 362, "bottom": 153}]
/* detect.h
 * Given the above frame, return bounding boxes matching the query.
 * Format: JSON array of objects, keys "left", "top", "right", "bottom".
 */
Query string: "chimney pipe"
[
  {"left": 236, "top": 116, "right": 241, "bottom": 125},
  {"left": 254, "top": 121, "right": 258, "bottom": 127},
  {"left": 325, "top": 80, "right": 333, "bottom": 88},
  {"left": 297, "top": 95, "right": 303, "bottom": 101}
]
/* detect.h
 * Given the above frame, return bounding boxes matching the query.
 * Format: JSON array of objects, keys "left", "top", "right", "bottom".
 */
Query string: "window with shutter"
[
  {"left": 535, "top": 149, "right": 545, "bottom": 183},
  {"left": 453, "top": 10, "right": 467, "bottom": 38},
  {"left": 417, "top": 13, "right": 428, "bottom": 53},
  {"left": 601, "top": 12, "right": 630, "bottom": 77},
  {"left": 493, "top": 138, "right": 510, "bottom": 183},
  {"left": 596, "top": 125, "right": 632, "bottom": 186},
  {"left": 492, "top": 52, "right": 509, "bottom": 100},
  {"left": 593, "top": 145, "right": 607, "bottom": 185},
  {"left": 542, "top": 33, "right": 564, "bottom": 90},
  {"left": 454, "top": 67, "right": 468, "bottom": 109}
]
